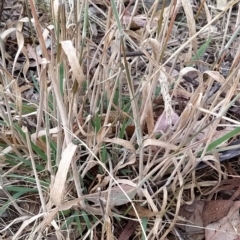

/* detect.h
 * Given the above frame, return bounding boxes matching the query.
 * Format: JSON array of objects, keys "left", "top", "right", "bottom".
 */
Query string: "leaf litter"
[{"left": 1, "top": 0, "right": 240, "bottom": 239}]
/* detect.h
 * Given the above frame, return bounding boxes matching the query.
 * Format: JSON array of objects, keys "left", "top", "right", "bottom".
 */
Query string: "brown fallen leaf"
[
  {"left": 124, "top": 204, "right": 162, "bottom": 218},
  {"left": 154, "top": 110, "right": 179, "bottom": 133},
  {"left": 85, "top": 182, "right": 137, "bottom": 207},
  {"left": 205, "top": 201, "right": 240, "bottom": 240},
  {"left": 179, "top": 200, "right": 205, "bottom": 236},
  {"left": 202, "top": 200, "right": 233, "bottom": 226},
  {"left": 118, "top": 220, "right": 139, "bottom": 240},
  {"left": 179, "top": 200, "right": 235, "bottom": 240}
]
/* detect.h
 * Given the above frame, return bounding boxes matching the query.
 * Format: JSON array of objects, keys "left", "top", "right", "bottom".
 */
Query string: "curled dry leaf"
[
  {"left": 204, "top": 70, "right": 226, "bottom": 84},
  {"left": 142, "top": 38, "right": 161, "bottom": 61}
]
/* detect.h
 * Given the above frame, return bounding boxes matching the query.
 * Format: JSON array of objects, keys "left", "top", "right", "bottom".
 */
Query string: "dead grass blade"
[{"left": 50, "top": 142, "right": 77, "bottom": 206}]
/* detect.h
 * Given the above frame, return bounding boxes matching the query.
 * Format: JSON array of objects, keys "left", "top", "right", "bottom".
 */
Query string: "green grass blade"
[
  {"left": 7, "top": 174, "right": 49, "bottom": 188},
  {"left": 0, "top": 192, "right": 23, "bottom": 216},
  {"left": 206, "top": 126, "right": 240, "bottom": 152},
  {"left": 14, "top": 123, "right": 48, "bottom": 161},
  {"left": 188, "top": 38, "right": 212, "bottom": 66},
  {"left": 6, "top": 154, "right": 44, "bottom": 171},
  {"left": 141, "top": 217, "right": 147, "bottom": 240}
]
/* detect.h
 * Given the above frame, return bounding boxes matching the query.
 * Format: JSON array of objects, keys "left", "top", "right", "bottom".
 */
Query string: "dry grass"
[{"left": 1, "top": 0, "right": 240, "bottom": 239}]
